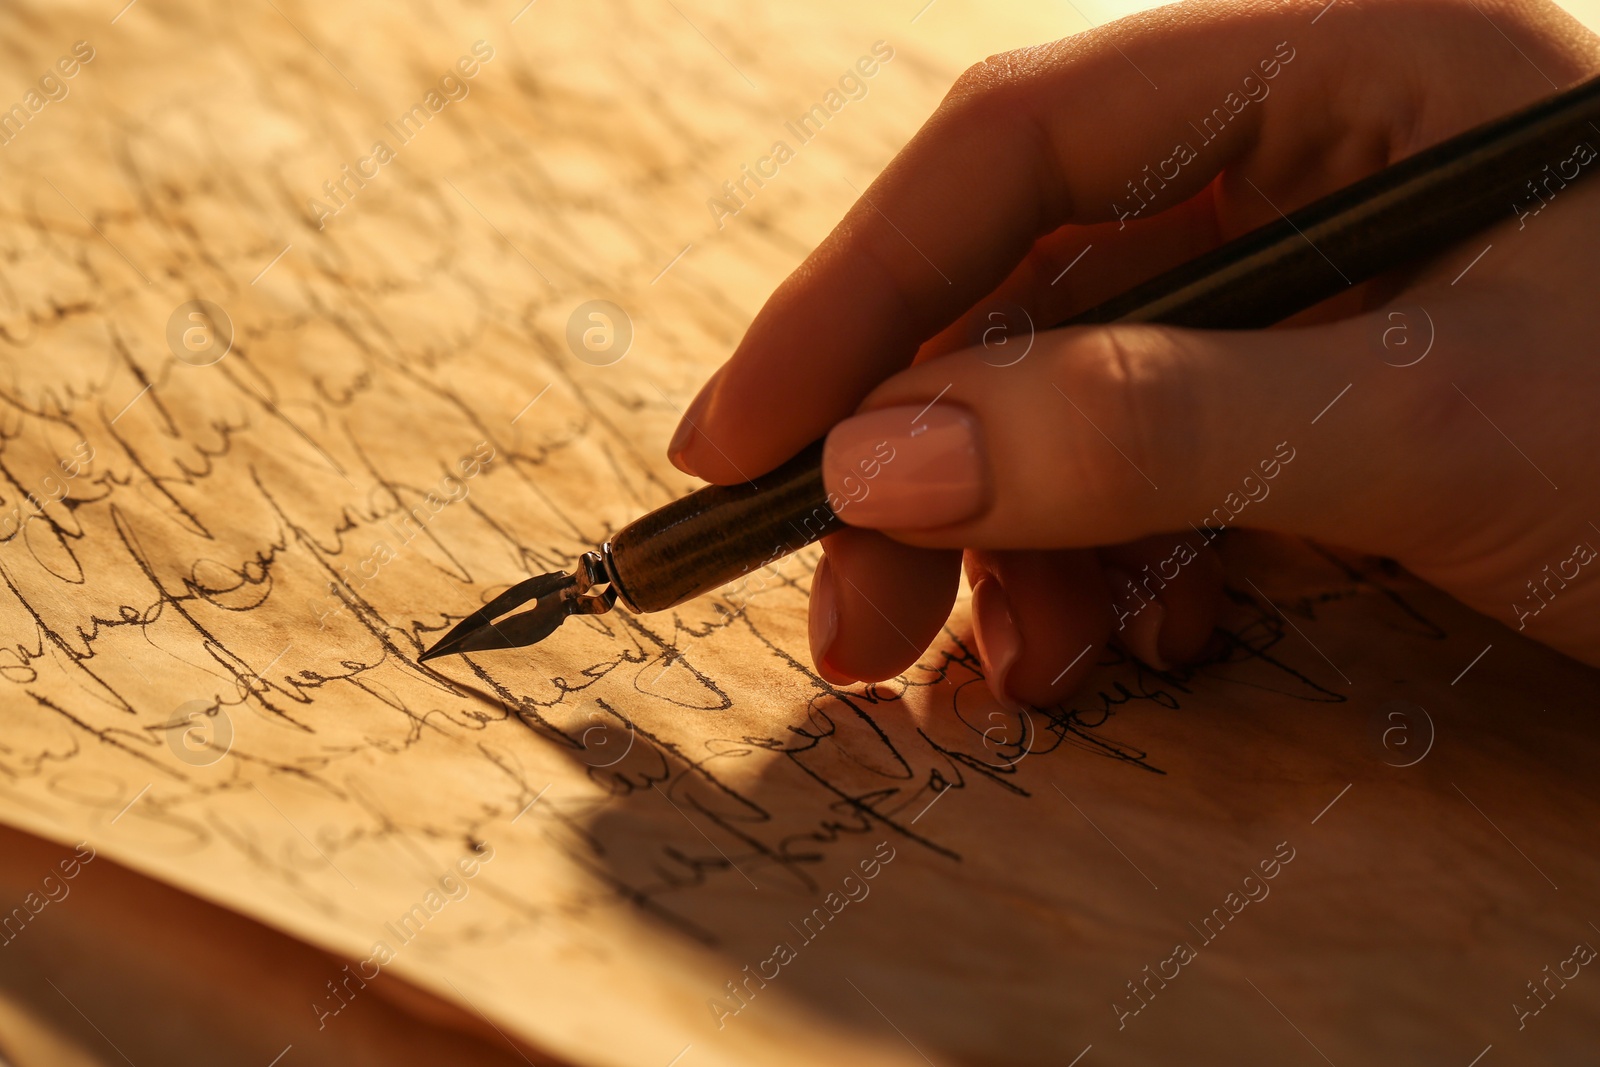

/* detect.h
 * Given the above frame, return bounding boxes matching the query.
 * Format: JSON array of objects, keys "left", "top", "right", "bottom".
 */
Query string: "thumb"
[{"left": 819, "top": 316, "right": 1389, "bottom": 553}]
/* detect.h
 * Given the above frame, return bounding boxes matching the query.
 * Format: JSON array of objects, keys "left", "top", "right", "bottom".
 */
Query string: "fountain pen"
[{"left": 419, "top": 71, "right": 1600, "bottom": 662}]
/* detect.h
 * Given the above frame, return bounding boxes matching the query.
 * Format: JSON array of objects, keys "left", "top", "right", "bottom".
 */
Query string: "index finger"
[{"left": 666, "top": 1, "right": 1441, "bottom": 483}]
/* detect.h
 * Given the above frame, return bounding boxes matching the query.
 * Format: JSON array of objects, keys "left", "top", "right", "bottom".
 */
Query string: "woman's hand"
[{"left": 667, "top": 0, "right": 1600, "bottom": 707}]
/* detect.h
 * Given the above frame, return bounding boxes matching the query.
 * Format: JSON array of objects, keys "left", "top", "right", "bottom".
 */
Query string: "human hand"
[{"left": 667, "top": 0, "right": 1600, "bottom": 707}]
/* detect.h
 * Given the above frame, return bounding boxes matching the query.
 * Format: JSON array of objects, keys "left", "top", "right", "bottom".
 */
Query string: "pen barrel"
[
  {"left": 604, "top": 440, "right": 836, "bottom": 613},
  {"left": 1066, "top": 71, "right": 1600, "bottom": 328}
]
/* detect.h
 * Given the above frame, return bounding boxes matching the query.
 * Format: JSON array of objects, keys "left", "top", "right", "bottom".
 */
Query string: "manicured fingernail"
[
  {"left": 972, "top": 575, "right": 1023, "bottom": 709},
  {"left": 823, "top": 404, "right": 986, "bottom": 529},
  {"left": 1106, "top": 565, "right": 1169, "bottom": 671},
  {"left": 808, "top": 555, "right": 856, "bottom": 685},
  {"left": 667, "top": 418, "right": 698, "bottom": 474}
]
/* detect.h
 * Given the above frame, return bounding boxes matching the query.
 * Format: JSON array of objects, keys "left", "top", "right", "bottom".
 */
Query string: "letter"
[
  {"left": 1558, "top": 555, "right": 1581, "bottom": 581},
  {"left": 1241, "top": 875, "right": 1269, "bottom": 903},
  {"left": 355, "top": 155, "right": 380, "bottom": 180},
  {"left": 871, "top": 39, "right": 895, "bottom": 62},
  {"left": 1, "top": 908, "right": 27, "bottom": 939},
  {"left": 1575, "top": 543, "right": 1597, "bottom": 566},
  {"left": 1174, "top": 542, "right": 1198, "bottom": 566},
  {"left": 1114, "top": 1000, "right": 1136, "bottom": 1030},
  {"left": 1274, "top": 40, "right": 1295, "bottom": 63},
  {"left": 1575, "top": 142, "right": 1597, "bottom": 166},
  {"left": 341, "top": 965, "right": 366, "bottom": 996},
  {"left": 422, "top": 491, "right": 447, "bottom": 514},
  {"left": 770, "top": 140, "right": 795, "bottom": 165},
  {"left": 41, "top": 876, "right": 68, "bottom": 904},
  {"left": 39, "top": 74, "right": 68, "bottom": 103},
  {"left": 1225, "top": 92, "right": 1246, "bottom": 114},
  {"left": 1201, "top": 514, "right": 1228, "bottom": 538},
  {"left": 740, "top": 964, "right": 767, "bottom": 996},
  {"left": 822, "top": 88, "right": 847, "bottom": 113},
  {"left": 1222, "top": 491, "right": 1246, "bottom": 516},
  {"left": 456, "top": 55, "right": 481, "bottom": 79},
  {"left": 1257, "top": 456, "right": 1282, "bottom": 480},
  {"left": 1258, "top": 56, "right": 1281, "bottom": 79},
  {"left": 1223, "top": 891, "right": 1248, "bottom": 915},
  {"left": 23, "top": 91, "right": 45, "bottom": 113},
  {"left": 858, "top": 856, "right": 882, "bottom": 879},
  {"left": 758, "top": 954, "right": 781, "bottom": 980},
  {"left": 801, "top": 912, "right": 827, "bottom": 939},
  {"left": 841, "top": 874, "right": 870, "bottom": 902},
  {"left": 1174, "top": 142, "right": 1198, "bottom": 167},
  {"left": 1157, "top": 954, "right": 1181, "bottom": 980},
  {"left": 823, "top": 891, "right": 848, "bottom": 915},
  {"left": 424, "top": 90, "right": 446, "bottom": 113},
  {"left": 74, "top": 842, "right": 96, "bottom": 864},
  {"left": 1274, "top": 840, "right": 1296, "bottom": 863},
  {"left": 1174, "top": 942, "right": 1198, "bottom": 965},
  {"left": 1125, "top": 980, "right": 1149, "bottom": 1008},
  {"left": 1514, "top": 1001, "right": 1534, "bottom": 1029},
  {"left": 1198, "top": 913, "right": 1226, "bottom": 940},
  {"left": 1140, "top": 964, "right": 1167, "bottom": 995},
  {"left": 22, "top": 893, "right": 45, "bottom": 915},
  {"left": 440, "top": 474, "right": 468, "bottom": 503},
  {"left": 457, "top": 456, "right": 481, "bottom": 480},
  {"left": 1558, "top": 155, "right": 1581, "bottom": 181},
  {"left": 1558, "top": 955, "right": 1581, "bottom": 980},
  {"left": 1575, "top": 942, "right": 1597, "bottom": 965},
  {"left": 440, "top": 74, "right": 468, "bottom": 102},
  {"left": 1241, "top": 74, "right": 1269, "bottom": 103},
  {"left": 1239, "top": 475, "right": 1268, "bottom": 503},
  {"left": 790, "top": 103, "right": 829, "bottom": 140},
  {"left": 839, "top": 72, "right": 867, "bottom": 100},
  {"left": 396, "top": 104, "right": 430, "bottom": 140},
  {"left": 709, "top": 998, "right": 737, "bottom": 1029},
  {"left": 1114, "top": 201, "right": 1133, "bottom": 231},
  {"left": 1157, "top": 155, "right": 1180, "bottom": 182},
  {"left": 1514, "top": 600, "right": 1538, "bottom": 631},
  {"left": 1526, "top": 579, "right": 1550, "bottom": 608},
  {"left": 58, "top": 857, "right": 82, "bottom": 880},
  {"left": 425, "top": 889, "right": 450, "bottom": 913},
  {"left": 1540, "top": 565, "right": 1567, "bottom": 598},
  {"left": 874, "top": 840, "right": 896, "bottom": 863},
  {"left": 707, "top": 195, "right": 739, "bottom": 229},
  {"left": 774, "top": 942, "right": 797, "bottom": 965},
  {"left": 357, "top": 555, "right": 382, "bottom": 582},
  {"left": 873, "top": 439, "right": 895, "bottom": 463},
  {"left": 307, "top": 198, "right": 337, "bottom": 230},
  {"left": 1200, "top": 110, "right": 1228, "bottom": 140},
  {"left": 1274, "top": 440, "right": 1296, "bottom": 462},
  {"left": 472, "top": 39, "right": 494, "bottom": 62},
  {"left": 397, "top": 904, "right": 430, "bottom": 938},
  {"left": 754, "top": 154, "right": 779, "bottom": 179},
  {"left": 735, "top": 169, "right": 760, "bottom": 200},
  {"left": 1140, "top": 167, "right": 1163, "bottom": 200},
  {"left": 356, "top": 956, "right": 381, "bottom": 981},
  {"left": 1156, "top": 555, "right": 1182, "bottom": 582},
  {"left": 315, "top": 1002, "right": 333, "bottom": 1030},
  {"left": 1541, "top": 965, "right": 1566, "bottom": 998},
  {"left": 439, "top": 874, "right": 467, "bottom": 901},
  {"left": 371, "top": 941, "right": 396, "bottom": 965},
  {"left": 57, "top": 55, "right": 81, "bottom": 78},
  {"left": 856, "top": 55, "right": 879, "bottom": 77},
  {"left": 0, "top": 103, "right": 29, "bottom": 139}
]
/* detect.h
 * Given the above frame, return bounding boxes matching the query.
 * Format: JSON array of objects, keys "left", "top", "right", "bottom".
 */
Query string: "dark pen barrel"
[
  {"left": 604, "top": 440, "right": 838, "bottom": 613},
  {"left": 608, "top": 72, "right": 1600, "bottom": 616}
]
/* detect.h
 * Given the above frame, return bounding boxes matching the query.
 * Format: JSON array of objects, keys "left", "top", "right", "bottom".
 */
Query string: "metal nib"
[{"left": 419, "top": 550, "right": 617, "bottom": 662}]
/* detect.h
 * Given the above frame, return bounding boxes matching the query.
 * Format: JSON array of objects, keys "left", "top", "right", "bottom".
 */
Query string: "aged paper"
[{"left": 1, "top": 1, "right": 1599, "bottom": 1065}]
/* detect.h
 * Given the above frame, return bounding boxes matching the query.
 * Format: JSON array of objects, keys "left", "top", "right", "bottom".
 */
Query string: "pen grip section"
[{"left": 605, "top": 439, "right": 837, "bottom": 614}]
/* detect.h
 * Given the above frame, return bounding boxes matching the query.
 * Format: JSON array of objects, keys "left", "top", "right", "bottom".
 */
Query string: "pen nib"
[{"left": 419, "top": 551, "right": 616, "bottom": 662}]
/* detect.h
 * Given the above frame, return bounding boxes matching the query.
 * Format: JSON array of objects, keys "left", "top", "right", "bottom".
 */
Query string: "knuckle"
[{"left": 1053, "top": 328, "right": 1196, "bottom": 508}]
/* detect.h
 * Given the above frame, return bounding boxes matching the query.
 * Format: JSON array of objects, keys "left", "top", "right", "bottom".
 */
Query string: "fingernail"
[
  {"left": 808, "top": 555, "right": 856, "bottom": 685},
  {"left": 972, "top": 575, "right": 1023, "bottom": 709},
  {"left": 823, "top": 404, "right": 986, "bottom": 529},
  {"left": 1106, "top": 565, "right": 1169, "bottom": 671},
  {"left": 667, "top": 418, "right": 698, "bottom": 474}
]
